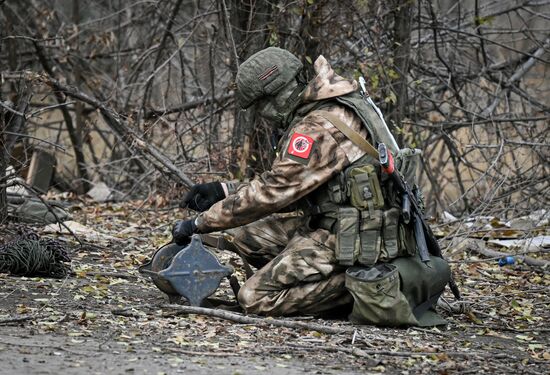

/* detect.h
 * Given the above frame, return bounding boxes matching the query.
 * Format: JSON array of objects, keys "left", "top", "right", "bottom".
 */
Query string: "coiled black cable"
[{"left": 0, "top": 232, "right": 71, "bottom": 278}]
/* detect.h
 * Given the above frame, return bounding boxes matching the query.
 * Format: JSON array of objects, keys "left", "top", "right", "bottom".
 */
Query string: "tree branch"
[
  {"left": 112, "top": 304, "right": 354, "bottom": 335},
  {"left": 6, "top": 71, "right": 194, "bottom": 188},
  {"left": 482, "top": 36, "right": 550, "bottom": 116}
]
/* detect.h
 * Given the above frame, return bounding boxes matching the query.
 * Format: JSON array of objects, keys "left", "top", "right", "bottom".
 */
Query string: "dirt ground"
[{"left": 1, "top": 201, "right": 549, "bottom": 375}]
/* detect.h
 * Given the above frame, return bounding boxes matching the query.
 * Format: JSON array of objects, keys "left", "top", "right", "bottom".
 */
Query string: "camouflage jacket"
[{"left": 196, "top": 56, "right": 370, "bottom": 233}]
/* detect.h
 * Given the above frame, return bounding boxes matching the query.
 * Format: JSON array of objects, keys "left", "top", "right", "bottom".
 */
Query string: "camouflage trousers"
[{"left": 223, "top": 215, "right": 352, "bottom": 316}]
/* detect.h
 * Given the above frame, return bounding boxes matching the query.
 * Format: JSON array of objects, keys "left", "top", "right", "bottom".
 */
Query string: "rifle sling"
[{"left": 315, "top": 110, "right": 379, "bottom": 160}]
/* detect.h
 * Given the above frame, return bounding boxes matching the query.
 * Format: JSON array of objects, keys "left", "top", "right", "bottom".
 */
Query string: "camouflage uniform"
[{"left": 196, "top": 56, "right": 370, "bottom": 316}]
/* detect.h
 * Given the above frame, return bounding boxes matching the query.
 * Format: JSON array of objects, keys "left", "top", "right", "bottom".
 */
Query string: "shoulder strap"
[{"left": 315, "top": 110, "right": 379, "bottom": 160}]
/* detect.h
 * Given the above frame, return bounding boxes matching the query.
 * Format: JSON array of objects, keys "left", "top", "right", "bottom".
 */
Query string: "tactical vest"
[
  {"left": 297, "top": 92, "right": 451, "bottom": 327},
  {"left": 302, "top": 92, "right": 420, "bottom": 267}
]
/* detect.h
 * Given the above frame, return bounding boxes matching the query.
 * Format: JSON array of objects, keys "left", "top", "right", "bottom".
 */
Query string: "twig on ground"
[
  {"left": 85, "top": 271, "right": 138, "bottom": 280},
  {"left": 265, "top": 343, "right": 514, "bottom": 359},
  {"left": 410, "top": 327, "right": 449, "bottom": 337},
  {"left": 162, "top": 304, "right": 354, "bottom": 334},
  {"left": 470, "top": 242, "right": 549, "bottom": 268},
  {"left": 164, "top": 348, "right": 240, "bottom": 357},
  {"left": 111, "top": 309, "right": 143, "bottom": 318},
  {"left": 468, "top": 324, "right": 550, "bottom": 333},
  {"left": 0, "top": 337, "right": 90, "bottom": 356},
  {"left": 0, "top": 315, "right": 38, "bottom": 325},
  {"left": 111, "top": 304, "right": 354, "bottom": 335}
]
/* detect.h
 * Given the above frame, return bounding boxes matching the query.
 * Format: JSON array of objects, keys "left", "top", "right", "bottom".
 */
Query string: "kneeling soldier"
[{"left": 173, "top": 47, "right": 451, "bottom": 326}]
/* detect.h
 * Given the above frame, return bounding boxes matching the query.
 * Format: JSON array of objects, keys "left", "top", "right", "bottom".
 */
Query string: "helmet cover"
[{"left": 236, "top": 47, "right": 303, "bottom": 108}]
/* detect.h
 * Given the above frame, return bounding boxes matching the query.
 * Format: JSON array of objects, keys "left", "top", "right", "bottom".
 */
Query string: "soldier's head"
[{"left": 236, "top": 47, "right": 305, "bottom": 127}]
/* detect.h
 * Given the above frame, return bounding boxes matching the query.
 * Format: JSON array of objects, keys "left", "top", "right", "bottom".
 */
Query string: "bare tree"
[{"left": 0, "top": 0, "right": 547, "bottom": 219}]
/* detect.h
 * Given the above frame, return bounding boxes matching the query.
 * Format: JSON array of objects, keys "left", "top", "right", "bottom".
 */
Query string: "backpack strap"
[{"left": 315, "top": 110, "right": 379, "bottom": 160}]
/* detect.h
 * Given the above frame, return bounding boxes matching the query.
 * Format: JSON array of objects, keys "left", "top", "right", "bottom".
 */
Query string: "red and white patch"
[{"left": 287, "top": 133, "right": 314, "bottom": 159}]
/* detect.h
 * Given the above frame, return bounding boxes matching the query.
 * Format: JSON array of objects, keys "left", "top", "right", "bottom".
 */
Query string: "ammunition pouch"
[{"left": 336, "top": 207, "right": 359, "bottom": 266}]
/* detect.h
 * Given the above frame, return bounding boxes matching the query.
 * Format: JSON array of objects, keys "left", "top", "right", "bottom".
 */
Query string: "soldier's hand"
[
  {"left": 172, "top": 219, "right": 198, "bottom": 245},
  {"left": 180, "top": 182, "right": 226, "bottom": 212}
]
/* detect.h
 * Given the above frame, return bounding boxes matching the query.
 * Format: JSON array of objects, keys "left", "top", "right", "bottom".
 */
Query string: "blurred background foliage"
[{"left": 1, "top": 0, "right": 548, "bottom": 219}]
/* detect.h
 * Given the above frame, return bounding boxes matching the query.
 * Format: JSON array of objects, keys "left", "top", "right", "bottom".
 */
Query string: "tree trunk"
[
  {"left": 0, "top": 20, "right": 7, "bottom": 223},
  {"left": 33, "top": 40, "right": 90, "bottom": 194},
  {"left": 388, "top": 0, "right": 413, "bottom": 145},
  {"left": 0, "top": 109, "right": 7, "bottom": 223},
  {"left": 72, "top": 0, "right": 86, "bottom": 179}
]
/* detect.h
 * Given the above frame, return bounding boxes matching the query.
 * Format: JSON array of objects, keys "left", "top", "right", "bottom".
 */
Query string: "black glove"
[
  {"left": 180, "top": 182, "right": 226, "bottom": 212},
  {"left": 172, "top": 219, "right": 198, "bottom": 245}
]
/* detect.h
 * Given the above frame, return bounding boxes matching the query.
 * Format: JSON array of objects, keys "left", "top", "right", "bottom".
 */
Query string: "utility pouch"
[
  {"left": 336, "top": 207, "right": 360, "bottom": 266},
  {"left": 398, "top": 222, "right": 417, "bottom": 256},
  {"left": 345, "top": 264, "right": 418, "bottom": 326},
  {"left": 380, "top": 207, "right": 401, "bottom": 261},
  {"left": 358, "top": 209, "right": 383, "bottom": 265},
  {"left": 327, "top": 173, "right": 347, "bottom": 204},
  {"left": 395, "top": 148, "right": 422, "bottom": 187},
  {"left": 347, "top": 165, "right": 384, "bottom": 211}
]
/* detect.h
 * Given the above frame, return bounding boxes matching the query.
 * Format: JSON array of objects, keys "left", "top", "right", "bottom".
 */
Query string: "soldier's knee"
[{"left": 237, "top": 283, "right": 258, "bottom": 313}]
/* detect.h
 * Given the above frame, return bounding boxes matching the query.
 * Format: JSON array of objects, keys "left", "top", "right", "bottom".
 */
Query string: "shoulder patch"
[{"left": 286, "top": 133, "right": 315, "bottom": 164}]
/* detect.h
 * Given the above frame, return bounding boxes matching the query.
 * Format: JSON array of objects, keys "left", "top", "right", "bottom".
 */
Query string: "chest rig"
[{"left": 302, "top": 93, "right": 420, "bottom": 267}]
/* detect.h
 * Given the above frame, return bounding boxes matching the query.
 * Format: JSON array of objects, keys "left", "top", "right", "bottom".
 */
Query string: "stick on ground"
[{"left": 112, "top": 304, "right": 354, "bottom": 335}]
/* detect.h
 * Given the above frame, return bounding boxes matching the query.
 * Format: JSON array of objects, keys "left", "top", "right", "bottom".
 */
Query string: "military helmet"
[{"left": 236, "top": 47, "right": 303, "bottom": 109}]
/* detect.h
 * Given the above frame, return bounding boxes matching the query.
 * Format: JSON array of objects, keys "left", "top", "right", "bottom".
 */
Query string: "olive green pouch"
[
  {"left": 336, "top": 207, "right": 360, "bottom": 266},
  {"left": 380, "top": 207, "right": 401, "bottom": 261},
  {"left": 345, "top": 163, "right": 386, "bottom": 266},
  {"left": 345, "top": 255, "right": 451, "bottom": 327},
  {"left": 358, "top": 210, "right": 383, "bottom": 265},
  {"left": 347, "top": 164, "right": 384, "bottom": 210},
  {"left": 345, "top": 264, "right": 418, "bottom": 326}
]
